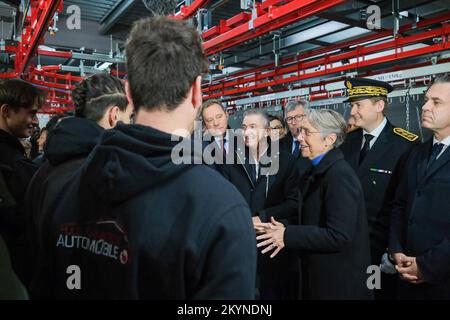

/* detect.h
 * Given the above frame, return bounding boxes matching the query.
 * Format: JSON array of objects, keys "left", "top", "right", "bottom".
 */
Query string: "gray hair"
[
  {"left": 430, "top": 73, "right": 450, "bottom": 87},
  {"left": 243, "top": 108, "right": 270, "bottom": 128},
  {"left": 285, "top": 99, "right": 309, "bottom": 114},
  {"left": 305, "top": 108, "right": 347, "bottom": 148}
]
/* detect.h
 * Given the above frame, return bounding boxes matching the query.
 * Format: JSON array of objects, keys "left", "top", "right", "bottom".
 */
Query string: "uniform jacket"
[{"left": 340, "top": 121, "right": 417, "bottom": 262}]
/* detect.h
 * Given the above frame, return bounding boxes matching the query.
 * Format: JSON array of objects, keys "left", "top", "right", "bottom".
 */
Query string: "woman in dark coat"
[{"left": 256, "top": 108, "right": 373, "bottom": 300}]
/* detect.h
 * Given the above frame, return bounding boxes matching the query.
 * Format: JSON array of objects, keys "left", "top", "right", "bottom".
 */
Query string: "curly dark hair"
[{"left": 72, "top": 73, "right": 128, "bottom": 121}]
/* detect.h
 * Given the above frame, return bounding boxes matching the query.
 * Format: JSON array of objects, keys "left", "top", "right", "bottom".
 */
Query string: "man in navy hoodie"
[{"left": 36, "top": 17, "right": 257, "bottom": 299}]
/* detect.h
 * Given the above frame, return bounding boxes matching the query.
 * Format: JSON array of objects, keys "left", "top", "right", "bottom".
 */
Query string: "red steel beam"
[
  {"left": 203, "top": 24, "right": 450, "bottom": 99},
  {"left": 204, "top": 25, "right": 450, "bottom": 93},
  {"left": 172, "top": 0, "right": 210, "bottom": 20},
  {"left": 0, "top": 73, "right": 18, "bottom": 78},
  {"left": 37, "top": 49, "right": 73, "bottom": 59},
  {"left": 15, "top": 0, "right": 63, "bottom": 75},
  {"left": 203, "top": 0, "right": 349, "bottom": 55},
  {"left": 205, "top": 11, "right": 450, "bottom": 88},
  {"left": 4, "top": 45, "right": 17, "bottom": 53}
]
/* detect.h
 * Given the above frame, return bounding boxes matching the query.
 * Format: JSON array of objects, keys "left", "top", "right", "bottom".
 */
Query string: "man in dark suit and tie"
[
  {"left": 201, "top": 99, "right": 232, "bottom": 171},
  {"left": 340, "top": 78, "right": 418, "bottom": 299},
  {"left": 279, "top": 100, "right": 310, "bottom": 178},
  {"left": 389, "top": 74, "right": 450, "bottom": 299}
]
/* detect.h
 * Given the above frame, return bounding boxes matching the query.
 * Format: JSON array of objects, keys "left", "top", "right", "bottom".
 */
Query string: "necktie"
[
  {"left": 427, "top": 143, "right": 444, "bottom": 171},
  {"left": 293, "top": 140, "right": 300, "bottom": 158},
  {"left": 359, "top": 134, "right": 374, "bottom": 164}
]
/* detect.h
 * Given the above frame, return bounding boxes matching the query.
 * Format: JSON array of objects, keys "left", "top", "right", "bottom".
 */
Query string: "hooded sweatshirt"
[
  {"left": 26, "top": 117, "right": 104, "bottom": 296},
  {"left": 37, "top": 123, "right": 257, "bottom": 299}
]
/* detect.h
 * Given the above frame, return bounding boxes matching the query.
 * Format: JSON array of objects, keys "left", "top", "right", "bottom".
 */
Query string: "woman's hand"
[{"left": 255, "top": 217, "right": 286, "bottom": 258}]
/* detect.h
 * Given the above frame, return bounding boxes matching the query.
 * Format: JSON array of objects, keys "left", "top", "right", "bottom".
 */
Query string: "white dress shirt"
[
  {"left": 361, "top": 117, "right": 388, "bottom": 150},
  {"left": 214, "top": 131, "right": 230, "bottom": 154},
  {"left": 433, "top": 134, "right": 450, "bottom": 159}
]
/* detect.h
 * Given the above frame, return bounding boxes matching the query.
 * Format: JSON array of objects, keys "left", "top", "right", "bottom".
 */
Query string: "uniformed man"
[{"left": 340, "top": 77, "right": 418, "bottom": 299}]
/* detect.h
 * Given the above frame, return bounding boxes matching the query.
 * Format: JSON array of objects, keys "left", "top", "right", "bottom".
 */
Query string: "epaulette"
[{"left": 393, "top": 127, "right": 419, "bottom": 142}]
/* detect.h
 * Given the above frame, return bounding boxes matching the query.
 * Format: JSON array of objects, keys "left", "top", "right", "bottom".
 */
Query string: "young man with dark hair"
[
  {"left": 35, "top": 17, "right": 256, "bottom": 299},
  {"left": 26, "top": 73, "right": 133, "bottom": 297},
  {"left": 0, "top": 78, "right": 44, "bottom": 286}
]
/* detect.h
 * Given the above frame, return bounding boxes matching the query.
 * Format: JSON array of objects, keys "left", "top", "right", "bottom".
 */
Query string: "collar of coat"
[
  {"left": 308, "top": 148, "right": 345, "bottom": 176},
  {"left": 0, "top": 129, "right": 26, "bottom": 160}
]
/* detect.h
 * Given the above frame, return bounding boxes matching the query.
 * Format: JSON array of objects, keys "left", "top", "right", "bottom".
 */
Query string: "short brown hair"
[
  {"left": 0, "top": 79, "right": 45, "bottom": 111},
  {"left": 126, "top": 17, "right": 209, "bottom": 112},
  {"left": 201, "top": 99, "right": 226, "bottom": 117}
]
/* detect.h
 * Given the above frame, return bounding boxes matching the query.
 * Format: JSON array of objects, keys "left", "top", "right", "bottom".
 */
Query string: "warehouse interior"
[
  {"left": 2, "top": 0, "right": 450, "bottom": 302},
  {"left": 0, "top": 0, "right": 449, "bottom": 143}
]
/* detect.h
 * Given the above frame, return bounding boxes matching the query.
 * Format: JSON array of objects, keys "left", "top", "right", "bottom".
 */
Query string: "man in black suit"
[
  {"left": 201, "top": 99, "right": 232, "bottom": 172},
  {"left": 279, "top": 100, "right": 310, "bottom": 178},
  {"left": 222, "top": 109, "right": 299, "bottom": 299},
  {"left": 340, "top": 78, "right": 418, "bottom": 299},
  {"left": 389, "top": 74, "right": 450, "bottom": 299}
]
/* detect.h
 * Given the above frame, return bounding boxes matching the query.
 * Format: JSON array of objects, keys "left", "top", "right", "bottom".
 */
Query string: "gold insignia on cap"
[
  {"left": 348, "top": 86, "right": 388, "bottom": 97},
  {"left": 346, "top": 80, "right": 353, "bottom": 89},
  {"left": 393, "top": 128, "right": 419, "bottom": 142}
]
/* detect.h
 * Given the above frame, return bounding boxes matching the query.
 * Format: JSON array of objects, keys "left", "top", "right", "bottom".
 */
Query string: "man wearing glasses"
[
  {"left": 268, "top": 115, "right": 287, "bottom": 141},
  {"left": 279, "top": 100, "right": 310, "bottom": 177}
]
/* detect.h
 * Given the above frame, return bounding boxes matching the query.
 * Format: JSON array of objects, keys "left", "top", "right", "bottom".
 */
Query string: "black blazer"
[
  {"left": 222, "top": 146, "right": 299, "bottom": 222},
  {"left": 284, "top": 148, "right": 373, "bottom": 300},
  {"left": 389, "top": 139, "right": 450, "bottom": 299},
  {"left": 222, "top": 146, "right": 300, "bottom": 289},
  {"left": 340, "top": 121, "right": 417, "bottom": 262}
]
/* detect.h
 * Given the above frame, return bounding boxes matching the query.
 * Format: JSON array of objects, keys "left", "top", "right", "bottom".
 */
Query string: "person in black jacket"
[
  {"left": 0, "top": 169, "right": 28, "bottom": 299},
  {"left": 256, "top": 109, "right": 373, "bottom": 300},
  {"left": 0, "top": 79, "right": 44, "bottom": 286},
  {"left": 389, "top": 74, "right": 450, "bottom": 299},
  {"left": 26, "top": 73, "right": 133, "bottom": 297},
  {"left": 34, "top": 16, "right": 257, "bottom": 299},
  {"left": 222, "top": 109, "right": 299, "bottom": 299},
  {"left": 340, "top": 78, "right": 418, "bottom": 299}
]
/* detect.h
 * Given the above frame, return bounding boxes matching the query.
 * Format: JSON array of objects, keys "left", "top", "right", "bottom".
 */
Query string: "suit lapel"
[
  {"left": 416, "top": 139, "right": 432, "bottom": 185},
  {"left": 235, "top": 150, "right": 256, "bottom": 188},
  {"left": 419, "top": 143, "right": 450, "bottom": 187}
]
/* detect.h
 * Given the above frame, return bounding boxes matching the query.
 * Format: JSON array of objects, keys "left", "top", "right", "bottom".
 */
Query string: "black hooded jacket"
[
  {"left": 26, "top": 117, "right": 104, "bottom": 295},
  {"left": 36, "top": 123, "right": 257, "bottom": 299}
]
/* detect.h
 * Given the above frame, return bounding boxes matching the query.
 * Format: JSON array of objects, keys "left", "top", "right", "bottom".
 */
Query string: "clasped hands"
[
  {"left": 392, "top": 252, "right": 425, "bottom": 284},
  {"left": 252, "top": 216, "right": 285, "bottom": 259}
]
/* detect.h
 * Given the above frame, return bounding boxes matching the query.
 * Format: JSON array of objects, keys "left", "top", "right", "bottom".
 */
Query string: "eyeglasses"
[
  {"left": 285, "top": 114, "right": 305, "bottom": 123},
  {"left": 270, "top": 126, "right": 284, "bottom": 130},
  {"left": 298, "top": 127, "right": 321, "bottom": 137}
]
